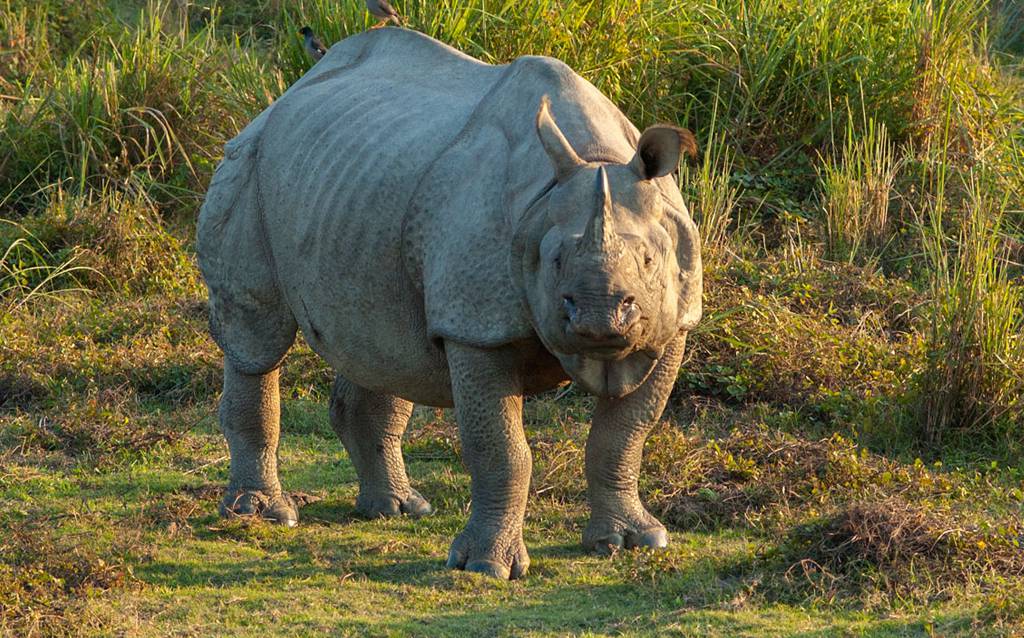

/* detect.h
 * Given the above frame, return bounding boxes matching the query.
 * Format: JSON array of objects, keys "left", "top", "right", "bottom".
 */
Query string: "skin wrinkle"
[
  {"left": 402, "top": 59, "right": 525, "bottom": 286},
  {"left": 218, "top": 364, "right": 298, "bottom": 525},
  {"left": 445, "top": 341, "right": 531, "bottom": 577},
  {"left": 196, "top": 28, "right": 702, "bottom": 578}
]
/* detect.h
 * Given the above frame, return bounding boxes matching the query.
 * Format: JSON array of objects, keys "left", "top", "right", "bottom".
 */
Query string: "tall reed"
[
  {"left": 914, "top": 164, "right": 1024, "bottom": 444},
  {"left": 818, "top": 118, "right": 899, "bottom": 264}
]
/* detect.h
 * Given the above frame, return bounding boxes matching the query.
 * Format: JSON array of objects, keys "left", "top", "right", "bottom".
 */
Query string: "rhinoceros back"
[
  {"left": 198, "top": 28, "right": 642, "bottom": 401},
  {"left": 244, "top": 30, "right": 509, "bottom": 398}
]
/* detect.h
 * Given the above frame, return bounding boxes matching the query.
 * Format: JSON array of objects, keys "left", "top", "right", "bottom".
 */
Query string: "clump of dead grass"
[
  {"left": 642, "top": 423, "right": 887, "bottom": 531},
  {"left": 15, "top": 404, "right": 185, "bottom": 462},
  {"left": 0, "top": 371, "right": 48, "bottom": 412},
  {"left": 0, "top": 522, "right": 139, "bottom": 637},
  {"left": 776, "top": 499, "right": 1024, "bottom": 602}
]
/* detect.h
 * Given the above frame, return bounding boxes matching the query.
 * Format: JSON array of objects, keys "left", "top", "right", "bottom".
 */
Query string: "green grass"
[
  {"left": 2, "top": 0, "right": 1023, "bottom": 634},
  {"left": 3, "top": 398, "right": 1022, "bottom": 637}
]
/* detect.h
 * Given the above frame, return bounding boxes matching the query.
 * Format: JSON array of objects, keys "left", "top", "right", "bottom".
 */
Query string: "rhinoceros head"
[{"left": 512, "top": 97, "right": 702, "bottom": 398}]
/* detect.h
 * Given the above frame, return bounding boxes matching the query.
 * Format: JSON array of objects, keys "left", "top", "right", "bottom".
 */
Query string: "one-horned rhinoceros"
[{"left": 197, "top": 28, "right": 702, "bottom": 580}]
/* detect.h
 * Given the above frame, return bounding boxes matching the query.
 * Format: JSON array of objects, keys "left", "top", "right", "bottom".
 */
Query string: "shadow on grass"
[
  {"left": 134, "top": 541, "right": 751, "bottom": 633},
  {"left": 298, "top": 498, "right": 361, "bottom": 525}
]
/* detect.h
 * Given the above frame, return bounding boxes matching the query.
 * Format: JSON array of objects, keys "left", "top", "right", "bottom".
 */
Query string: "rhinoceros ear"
[
  {"left": 629, "top": 124, "right": 697, "bottom": 180},
  {"left": 536, "top": 95, "right": 584, "bottom": 182}
]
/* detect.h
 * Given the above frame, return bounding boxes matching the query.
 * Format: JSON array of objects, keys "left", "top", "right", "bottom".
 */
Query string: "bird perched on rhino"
[
  {"left": 366, "top": 0, "right": 403, "bottom": 28},
  {"left": 299, "top": 26, "right": 328, "bottom": 61}
]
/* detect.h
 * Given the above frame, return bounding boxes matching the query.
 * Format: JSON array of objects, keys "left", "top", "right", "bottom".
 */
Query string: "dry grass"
[
  {"left": 0, "top": 0, "right": 1021, "bottom": 632},
  {"left": 779, "top": 499, "right": 1024, "bottom": 602},
  {"left": 527, "top": 414, "right": 1024, "bottom": 606},
  {"left": 0, "top": 371, "right": 48, "bottom": 411},
  {"left": 914, "top": 170, "right": 1024, "bottom": 445},
  {"left": 0, "top": 521, "right": 140, "bottom": 637},
  {"left": 643, "top": 425, "right": 865, "bottom": 530}
]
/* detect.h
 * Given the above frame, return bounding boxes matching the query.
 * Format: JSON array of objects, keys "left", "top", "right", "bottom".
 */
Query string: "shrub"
[
  {"left": 11, "top": 186, "right": 196, "bottom": 296},
  {"left": 0, "top": 1, "right": 256, "bottom": 214},
  {"left": 0, "top": 220, "right": 95, "bottom": 312}
]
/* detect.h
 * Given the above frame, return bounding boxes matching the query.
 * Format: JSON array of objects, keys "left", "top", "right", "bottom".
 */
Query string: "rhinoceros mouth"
[{"left": 553, "top": 347, "right": 660, "bottom": 398}]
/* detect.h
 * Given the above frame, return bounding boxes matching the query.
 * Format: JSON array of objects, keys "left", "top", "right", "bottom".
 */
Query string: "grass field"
[{"left": 1, "top": 0, "right": 1023, "bottom": 635}]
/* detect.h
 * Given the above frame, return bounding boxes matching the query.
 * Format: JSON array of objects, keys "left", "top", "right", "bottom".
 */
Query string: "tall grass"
[
  {"left": 916, "top": 181, "right": 1024, "bottom": 444},
  {"left": 818, "top": 118, "right": 900, "bottom": 264},
  {"left": 0, "top": 0, "right": 1021, "bottom": 448},
  {"left": 913, "top": 126, "right": 1024, "bottom": 444},
  {"left": 898, "top": 3, "right": 1024, "bottom": 445},
  {"left": 683, "top": 102, "right": 742, "bottom": 260},
  {"left": 0, "top": 1, "right": 261, "bottom": 213},
  {"left": 0, "top": 220, "right": 95, "bottom": 312},
  {"left": 990, "top": 0, "right": 1024, "bottom": 56}
]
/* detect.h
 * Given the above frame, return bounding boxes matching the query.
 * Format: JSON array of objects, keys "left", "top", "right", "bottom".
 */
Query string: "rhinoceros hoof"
[
  {"left": 446, "top": 527, "right": 530, "bottom": 580},
  {"left": 219, "top": 490, "right": 299, "bottom": 527},
  {"left": 583, "top": 520, "right": 669, "bottom": 556},
  {"left": 356, "top": 488, "right": 433, "bottom": 519}
]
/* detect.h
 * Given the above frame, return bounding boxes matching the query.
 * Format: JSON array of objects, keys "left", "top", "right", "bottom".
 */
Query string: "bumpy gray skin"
[{"left": 197, "top": 29, "right": 702, "bottom": 580}]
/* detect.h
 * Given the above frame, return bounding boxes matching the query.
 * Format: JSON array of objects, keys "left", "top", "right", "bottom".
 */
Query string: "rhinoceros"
[{"left": 197, "top": 28, "right": 702, "bottom": 579}]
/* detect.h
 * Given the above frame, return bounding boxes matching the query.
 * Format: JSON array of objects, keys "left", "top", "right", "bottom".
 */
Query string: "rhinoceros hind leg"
[
  {"left": 329, "top": 376, "right": 433, "bottom": 518},
  {"left": 218, "top": 364, "right": 299, "bottom": 526}
]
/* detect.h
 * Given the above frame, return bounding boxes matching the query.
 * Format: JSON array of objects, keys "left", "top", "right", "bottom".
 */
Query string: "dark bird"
[
  {"left": 366, "top": 0, "right": 402, "bottom": 28},
  {"left": 299, "top": 26, "right": 328, "bottom": 61}
]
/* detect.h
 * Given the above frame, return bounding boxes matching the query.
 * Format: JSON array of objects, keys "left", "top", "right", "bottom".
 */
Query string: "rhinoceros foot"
[
  {"left": 356, "top": 487, "right": 433, "bottom": 519},
  {"left": 219, "top": 490, "right": 299, "bottom": 527},
  {"left": 445, "top": 521, "right": 530, "bottom": 580},
  {"left": 583, "top": 514, "right": 668, "bottom": 556}
]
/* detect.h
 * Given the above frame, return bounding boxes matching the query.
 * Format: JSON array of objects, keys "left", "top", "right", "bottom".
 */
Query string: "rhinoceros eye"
[
  {"left": 554, "top": 255, "right": 562, "bottom": 271},
  {"left": 643, "top": 253, "right": 654, "bottom": 268}
]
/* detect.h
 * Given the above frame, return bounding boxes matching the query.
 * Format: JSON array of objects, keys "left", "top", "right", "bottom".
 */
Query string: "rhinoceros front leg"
[
  {"left": 218, "top": 362, "right": 298, "bottom": 526},
  {"left": 329, "top": 376, "right": 432, "bottom": 518},
  {"left": 583, "top": 334, "right": 687, "bottom": 554},
  {"left": 444, "top": 341, "right": 531, "bottom": 580}
]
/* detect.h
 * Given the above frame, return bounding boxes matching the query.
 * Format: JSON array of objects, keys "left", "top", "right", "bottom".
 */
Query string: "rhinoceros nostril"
[
  {"left": 618, "top": 296, "right": 640, "bottom": 330},
  {"left": 562, "top": 295, "right": 577, "bottom": 321}
]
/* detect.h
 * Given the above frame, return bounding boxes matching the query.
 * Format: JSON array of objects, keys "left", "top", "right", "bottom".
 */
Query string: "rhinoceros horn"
[{"left": 580, "top": 166, "right": 618, "bottom": 253}]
